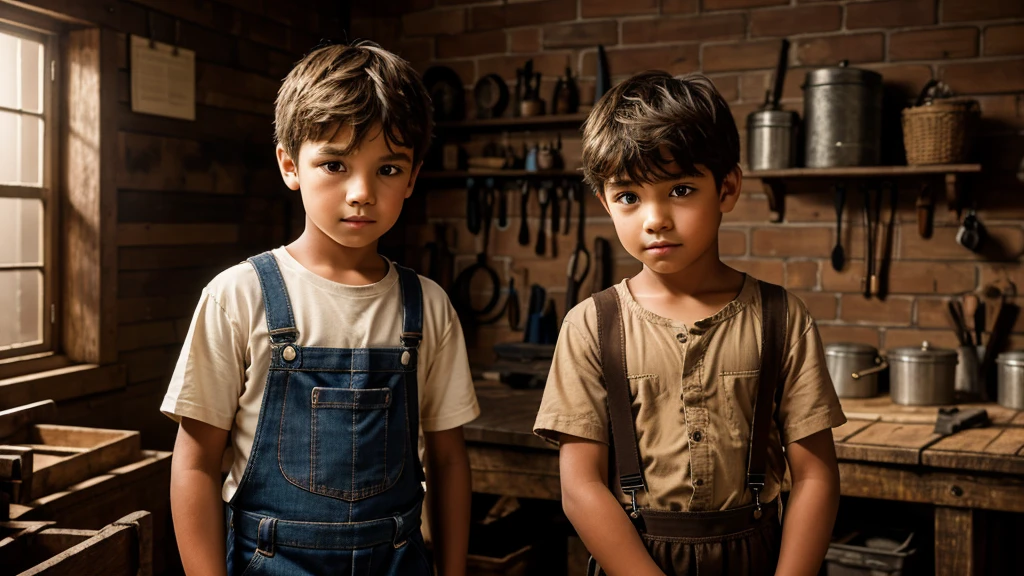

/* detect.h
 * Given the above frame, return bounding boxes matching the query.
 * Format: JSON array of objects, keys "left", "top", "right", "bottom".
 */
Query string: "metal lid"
[
  {"left": 747, "top": 109, "right": 798, "bottom": 128},
  {"left": 996, "top": 351, "right": 1024, "bottom": 367},
  {"left": 803, "top": 61, "right": 882, "bottom": 88},
  {"left": 888, "top": 341, "right": 957, "bottom": 363},
  {"left": 825, "top": 342, "right": 879, "bottom": 357}
]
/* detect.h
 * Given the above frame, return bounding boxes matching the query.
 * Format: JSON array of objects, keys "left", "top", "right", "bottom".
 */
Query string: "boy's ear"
[
  {"left": 276, "top": 144, "right": 301, "bottom": 191},
  {"left": 405, "top": 161, "right": 422, "bottom": 199},
  {"left": 718, "top": 166, "right": 742, "bottom": 213}
]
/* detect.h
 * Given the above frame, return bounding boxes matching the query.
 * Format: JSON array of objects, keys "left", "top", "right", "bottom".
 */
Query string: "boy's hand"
[
  {"left": 171, "top": 417, "right": 230, "bottom": 576},
  {"left": 776, "top": 429, "right": 841, "bottom": 576},
  {"left": 424, "top": 426, "right": 472, "bottom": 576},
  {"left": 560, "top": 435, "right": 666, "bottom": 576}
]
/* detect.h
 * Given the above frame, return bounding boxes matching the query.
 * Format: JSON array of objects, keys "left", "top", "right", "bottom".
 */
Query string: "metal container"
[
  {"left": 747, "top": 110, "right": 798, "bottom": 171},
  {"left": 887, "top": 341, "right": 958, "bottom": 406},
  {"left": 955, "top": 345, "right": 982, "bottom": 396},
  {"left": 996, "top": 351, "right": 1024, "bottom": 410},
  {"left": 803, "top": 62, "right": 882, "bottom": 168},
  {"left": 825, "top": 342, "right": 887, "bottom": 398}
]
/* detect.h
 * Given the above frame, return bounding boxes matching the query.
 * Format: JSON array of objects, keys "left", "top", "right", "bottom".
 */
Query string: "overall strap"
[
  {"left": 747, "top": 281, "right": 788, "bottom": 518},
  {"left": 593, "top": 287, "right": 646, "bottom": 514},
  {"left": 395, "top": 263, "right": 426, "bottom": 484},
  {"left": 247, "top": 252, "right": 298, "bottom": 345}
]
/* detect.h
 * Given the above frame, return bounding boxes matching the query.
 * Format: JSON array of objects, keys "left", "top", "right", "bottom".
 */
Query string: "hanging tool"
[
  {"left": 876, "top": 181, "right": 897, "bottom": 301},
  {"left": 523, "top": 284, "right": 547, "bottom": 344},
  {"left": 982, "top": 283, "right": 1020, "bottom": 400},
  {"left": 466, "top": 178, "right": 481, "bottom": 235},
  {"left": 948, "top": 299, "right": 971, "bottom": 346},
  {"left": 452, "top": 187, "right": 502, "bottom": 322},
  {"left": 915, "top": 183, "right": 933, "bottom": 239},
  {"left": 562, "top": 179, "right": 573, "bottom": 235},
  {"left": 565, "top": 183, "right": 592, "bottom": 314},
  {"left": 518, "top": 180, "right": 531, "bottom": 246},
  {"left": 493, "top": 179, "right": 509, "bottom": 231},
  {"left": 861, "top": 186, "right": 873, "bottom": 298},
  {"left": 426, "top": 223, "right": 456, "bottom": 292},
  {"left": 595, "top": 45, "right": 611, "bottom": 103},
  {"left": 550, "top": 182, "right": 561, "bottom": 258},
  {"left": 974, "top": 299, "right": 986, "bottom": 351},
  {"left": 536, "top": 184, "right": 552, "bottom": 256},
  {"left": 831, "top": 183, "right": 846, "bottom": 272},
  {"left": 506, "top": 278, "right": 521, "bottom": 330},
  {"left": 590, "top": 237, "right": 614, "bottom": 295}
]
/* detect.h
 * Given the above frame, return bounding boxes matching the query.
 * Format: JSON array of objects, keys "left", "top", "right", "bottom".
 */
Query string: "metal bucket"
[
  {"left": 803, "top": 62, "right": 882, "bottom": 168},
  {"left": 746, "top": 109, "right": 798, "bottom": 171},
  {"left": 996, "top": 351, "right": 1024, "bottom": 410},
  {"left": 825, "top": 342, "right": 887, "bottom": 398}
]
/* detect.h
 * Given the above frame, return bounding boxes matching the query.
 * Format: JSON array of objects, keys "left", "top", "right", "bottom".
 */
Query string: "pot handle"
[{"left": 852, "top": 357, "right": 889, "bottom": 380}]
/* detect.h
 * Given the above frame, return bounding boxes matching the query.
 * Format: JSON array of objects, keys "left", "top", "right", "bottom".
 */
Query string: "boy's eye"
[
  {"left": 379, "top": 164, "right": 403, "bottom": 176},
  {"left": 321, "top": 161, "right": 344, "bottom": 173},
  {"left": 614, "top": 192, "right": 639, "bottom": 205},
  {"left": 670, "top": 185, "right": 695, "bottom": 197}
]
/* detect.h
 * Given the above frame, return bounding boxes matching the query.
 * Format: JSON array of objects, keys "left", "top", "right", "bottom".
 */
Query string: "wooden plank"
[
  {"left": 836, "top": 422, "right": 942, "bottom": 465},
  {"left": 117, "top": 296, "right": 196, "bottom": 324},
  {"left": 935, "top": 506, "right": 984, "bottom": 576},
  {"left": 749, "top": 164, "right": 982, "bottom": 179},
  {"left": 0, "top": 365, "right": 126, "bottom": 412},
  {"left": 0, "top": 2, "right": 72, "bottom": 33},
  {"left": 0, "top": 401, "right": 56, "bottom": 440},
  {"left": 6, "top": 0, "right": 147, "bottom": 32},
  {"left": 23, "top": 522, "right": 136, "bottom": 575},
  {"left": 983, "top": 428, "right": 1024, "bottom": 455},
  {"left": 118, "top": 244, "right": 249, "bottom": 271},
  {"left": 118, "top": 190, "right": 246, "bottom": 224},
  {"left": 116, "top": 321, "right": 180, "bottom": 352},
  {"left": 23, "top": 427, "right": 140, "bottom": 502},
  {"left": 465, "top": 386, "right": 557, "bottom": 450},
  {"left": 117, "top": 267, "right": 219, "bottom": 299},
  {"left": 840, "top": 396, "right": 1023, "bottom": 427},
  {"left": 923, "top": 428, "right": 1024, "bottom": 475},
  {"left": 117, "top": 223, "right": 241, "bottom": 247},
  {"left": 116, "top": 131, "right": 247, "bottom": 195},
  {"left": 831, "top": 418, "right": 875, "bottom": 442}
]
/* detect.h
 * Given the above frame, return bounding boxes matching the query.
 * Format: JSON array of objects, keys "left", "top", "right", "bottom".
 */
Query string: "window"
[{"left": 0, "top": 23, "right": 57, "bottom": 361}]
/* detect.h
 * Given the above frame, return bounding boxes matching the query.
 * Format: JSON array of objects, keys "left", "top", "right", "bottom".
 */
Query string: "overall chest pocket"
[{"left": 277, "top": 371, "right": 409, "bottom": 501}]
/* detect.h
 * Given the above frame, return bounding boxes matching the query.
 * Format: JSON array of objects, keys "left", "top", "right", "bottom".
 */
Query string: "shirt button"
[
  {"left": 694, "top": 478, "right": 704, "bottom": 487},
  {"left": 675, "top": 332, "right": 687, "bottom": 343},
  {"left": 691, "top": 430, "right": 703, "bottom": 442}
]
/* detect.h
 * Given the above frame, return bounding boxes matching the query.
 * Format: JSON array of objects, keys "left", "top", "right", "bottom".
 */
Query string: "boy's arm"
[
  {"left": 171, "top": 417, "right": 230, "bottom": 576},
  {"left": 776, "top": 428, "right": 840, "bottom": 576},
  {"left": 424, "top": 426, "right": 472, "bottom": 576},
  {"left": 560, "top": 435, "right": 665, "bottom": 576}
]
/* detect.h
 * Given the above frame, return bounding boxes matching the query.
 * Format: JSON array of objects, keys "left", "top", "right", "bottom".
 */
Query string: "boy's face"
[
  {"left": 598, "top": 161, "right": 741, "bottom": 276},
  {"left": 276, "top": 124, "right": 420, "bottom": 249}
]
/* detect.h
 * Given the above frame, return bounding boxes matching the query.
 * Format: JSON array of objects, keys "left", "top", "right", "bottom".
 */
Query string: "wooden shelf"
[
  {"left": 420, "top": 169, "right": 582, "bottom": 180},
  {"left": 436, "top": 113, "right": 588, "bottom": 130},
  {"left": 747, "top": 164, "right": 982, "bottom": 222}
]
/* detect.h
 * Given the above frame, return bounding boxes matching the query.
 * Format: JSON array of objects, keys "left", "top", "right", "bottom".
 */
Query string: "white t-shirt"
[{"left": 160, "top": 247, "right": 480, "bottom": 502}]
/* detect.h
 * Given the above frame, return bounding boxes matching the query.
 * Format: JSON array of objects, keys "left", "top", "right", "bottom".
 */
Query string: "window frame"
[{"left": 0, "top": 21, "right": 60, "bottom": 363}]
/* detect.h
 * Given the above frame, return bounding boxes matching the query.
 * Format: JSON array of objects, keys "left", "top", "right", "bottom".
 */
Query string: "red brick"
[
  {"left": 703, "top": 40, "right": 782, "bottom": 73},
  {"left": 508, "top": 28, "right": 541, "bottom": 53},
  {"left": 395, "top": 38, "right": 434, "bottom": 70},
  {"left": 544, "top": 21, "right": 618, "bottom": 50},
  {"left": 985, "top": 24, "right": 1024, "bottom": 57},
  {"left": 847, "top": 0, "right": 936, "bottom": 29},
  {"left": 723, "top": 259, "right": 785, "bottom": 284},
  {"left": 471, "top": 0, "right": 577, "bottom": 32},
  {"left": 822, "top": 262, "right": 977, "bottom": 294},
  {"left": 622, "top": 14, "right": 746, "bottom": 45},
  {"left": 750, "top": 5, "right": 842, "bottom": 38},
  {"left": 720, "top": 229, "right": 749, "bottom": 256},
  {"left": 478, "top": 52, "right": 573, "bottom": 82},
  {"left": 786, "top": 261, "right": 820, "bottom": 289},
  {"left": 899, "top": 224, "right": 1024, "bottom": 261},
  {"left": 979, "top": 264, "right": 1024, "bottom": 294},
  {"left": 705, "top": 0, "right": 788, "bottom": 10},
  {"left": 739, "top": 72, "right": 773, "bottom": 103},
  {"left": 916, "top": 297, "right": 958, "bottom": 330},
  {"left": 794, "top": 34, "right": 885, "bottom": 67},
  {"left": 942, "top": 0, "right": 1024, "bottom": 23},
  {"left": 861, "top": 64, "right": 934, "bottom": 100},
  {"left": 437, "top": 30, "right": 505, "bottom": 59},
  {"left": 582, "top": 45, "right": 700, "bottom": 78},
  {"left": 724, "top": 191, "right": 772, "bottom": 222},
  {"left": 751, "top": 227, "right": 833, "bottom": 257},
  {"left": 663, "top": 0, "right": 699, "bottom": 14},
  {"left": 401, "top": 9, "right": 466, "bottom": 37},
  {"left": 883, "top": 329, "right": 960, "bottom": 350},
  {"left": 581, "top": 0, "right": 657, "bottom": 17},
  {"left": 711, "top": 75, "right": 740, "bottom": 102},
  {"left": 795, "top": 291, "right": 839, "bottom": 321},
  {"left": 889, "top": 28, "right": 979, "bottom": 61},
  {"left": 840, "top": 295, "right": 913, "bottom": 325},
  {"left": 818, "top": 325, "right": 881, "bottom": 348}
]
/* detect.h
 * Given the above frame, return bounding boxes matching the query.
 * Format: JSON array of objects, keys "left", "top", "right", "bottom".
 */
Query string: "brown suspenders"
[{"left": 593, "top": 281, "right": 788, "bottom": 519}]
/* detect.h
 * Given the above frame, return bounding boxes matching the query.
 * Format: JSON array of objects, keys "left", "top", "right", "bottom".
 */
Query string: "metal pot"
[
  {"left": 996, "top": 351, "right": 1024, "bottom": 410},
  {"left": 888, "top": 341, "right": 958, "bottom": 406},
  {"left": 803, "top": 61, "right": 882, "bottom": 168},
  {"left": 825, "top": 342, "right": 888, "bottom": 398},
  {"left": 747, "top": 110, "right": 798, "bottom": 171}
]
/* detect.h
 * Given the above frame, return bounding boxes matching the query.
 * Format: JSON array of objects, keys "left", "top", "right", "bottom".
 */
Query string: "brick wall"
[{"left": 354, "top": 0, "right": 1024, "bottom": 365}]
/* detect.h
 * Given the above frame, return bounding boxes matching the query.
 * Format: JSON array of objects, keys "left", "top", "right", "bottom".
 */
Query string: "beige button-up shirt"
[{"left": 534, "top": 275, "right": 846, "bottom": 512}]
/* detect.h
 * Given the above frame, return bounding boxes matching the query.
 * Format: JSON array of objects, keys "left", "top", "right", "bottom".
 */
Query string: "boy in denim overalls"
[
  {"left": 534, "top": 72, "right": 847, "bottom": 575},
  {"left": 162, "top": 41, "right": 478, "bottom": 575}
]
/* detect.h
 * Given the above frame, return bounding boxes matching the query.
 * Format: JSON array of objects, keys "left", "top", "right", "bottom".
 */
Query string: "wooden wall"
[{"left": 14, "top": 0, "right": 346, "bottom": 449}]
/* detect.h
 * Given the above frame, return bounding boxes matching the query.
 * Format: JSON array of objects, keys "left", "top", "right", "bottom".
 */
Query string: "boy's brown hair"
[
  {"left": 581, "top": 71, "right": 739, "bottom": 194},
  {"left": 275, "top": 40, "right": 433, "bottom": 166}
]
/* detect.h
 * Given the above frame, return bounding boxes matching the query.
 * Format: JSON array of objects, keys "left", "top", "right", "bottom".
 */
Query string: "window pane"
[
  {"left": 0, "top": 198, "right": 42, "bottom": 266},
  {"left": 0, "top": 269, "right": 43, "bottom": 351},
  {"left": 0, "top": 33, "right": 16, "bottom": 109},
  {"left": 0, "top": 110, "right": 15, "bottom": 183},
  {"left": 20, "top": 114, "right": 42, "bottom": 186},
  {"left": 20, "top": 37, "right": 43, "bottom": 113}
]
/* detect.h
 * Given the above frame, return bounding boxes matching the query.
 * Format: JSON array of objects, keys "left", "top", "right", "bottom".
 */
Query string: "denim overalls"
[{"left": 225, "top": 252, "right": 433, "bottom": 575}]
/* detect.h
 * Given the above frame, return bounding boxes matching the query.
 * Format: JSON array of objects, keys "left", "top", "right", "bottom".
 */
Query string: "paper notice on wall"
[{"left": 130, "top": 35, "right": 195, "bottom": 121}]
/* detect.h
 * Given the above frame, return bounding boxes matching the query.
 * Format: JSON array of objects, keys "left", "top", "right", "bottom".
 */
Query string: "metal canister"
[
  {"left": 746, "top": 109, "right": 798, "bottom": 171},
  {"left": 803, "top": 61, "right": 882, "bottom": 168},
  {"left": 887, "top": 341, "right": 958, "bottom": 406},
  {"left": 825, "top": 342, "right": 887, "bottom": 398},
  {"left": 996, "top": 351, "right": 1024, "bottom": 410}
]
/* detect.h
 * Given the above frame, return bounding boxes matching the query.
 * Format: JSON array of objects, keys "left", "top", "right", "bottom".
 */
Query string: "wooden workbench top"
[{"left": 465, "top": 381, "right": 1024, "bottom": 476}]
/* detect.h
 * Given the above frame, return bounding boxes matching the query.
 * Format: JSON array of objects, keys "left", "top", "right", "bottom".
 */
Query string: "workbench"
[{"left": 464, "top": 382, "right": 1024, "bottom": 576}]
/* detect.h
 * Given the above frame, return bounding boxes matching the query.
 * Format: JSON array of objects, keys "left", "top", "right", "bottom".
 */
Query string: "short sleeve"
[
  {"left": 776, "top": 300, "right": 847, "bottom": 445},
  {"left": 419, "top": 298, "right": 479, "bottom": 432},
  {"left": 533, "top": 309, "right": 609, "bottom": 445},
  {"left": 160, "top": 289, "right": 246, "bottom": 430}
]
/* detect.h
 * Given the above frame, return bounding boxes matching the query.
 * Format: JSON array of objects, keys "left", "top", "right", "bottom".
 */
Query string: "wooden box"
[{"left": 0, "top": 511, "right": 152, "bottom": 575}]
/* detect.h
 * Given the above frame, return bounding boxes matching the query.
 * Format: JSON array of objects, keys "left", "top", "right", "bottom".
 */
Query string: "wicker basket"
[{"left": 901, "top": 98, "right": 979, "bottom": 165}]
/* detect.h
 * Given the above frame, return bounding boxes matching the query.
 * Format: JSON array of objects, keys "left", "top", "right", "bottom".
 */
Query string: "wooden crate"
[
  {"left": 0, "top": 401, "right": 141, "bottom": 505},
  {"left": 0, "top": 511, "right": 152, "bottom": 575}
]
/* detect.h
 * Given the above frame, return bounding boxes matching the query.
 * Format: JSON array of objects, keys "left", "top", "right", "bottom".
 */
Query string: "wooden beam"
[
  {"left": 935, "top": 506, "right": 985, "bottom": 576},
  {"left": 0, "top": 364, "right": 126, "bottom": 411}
]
